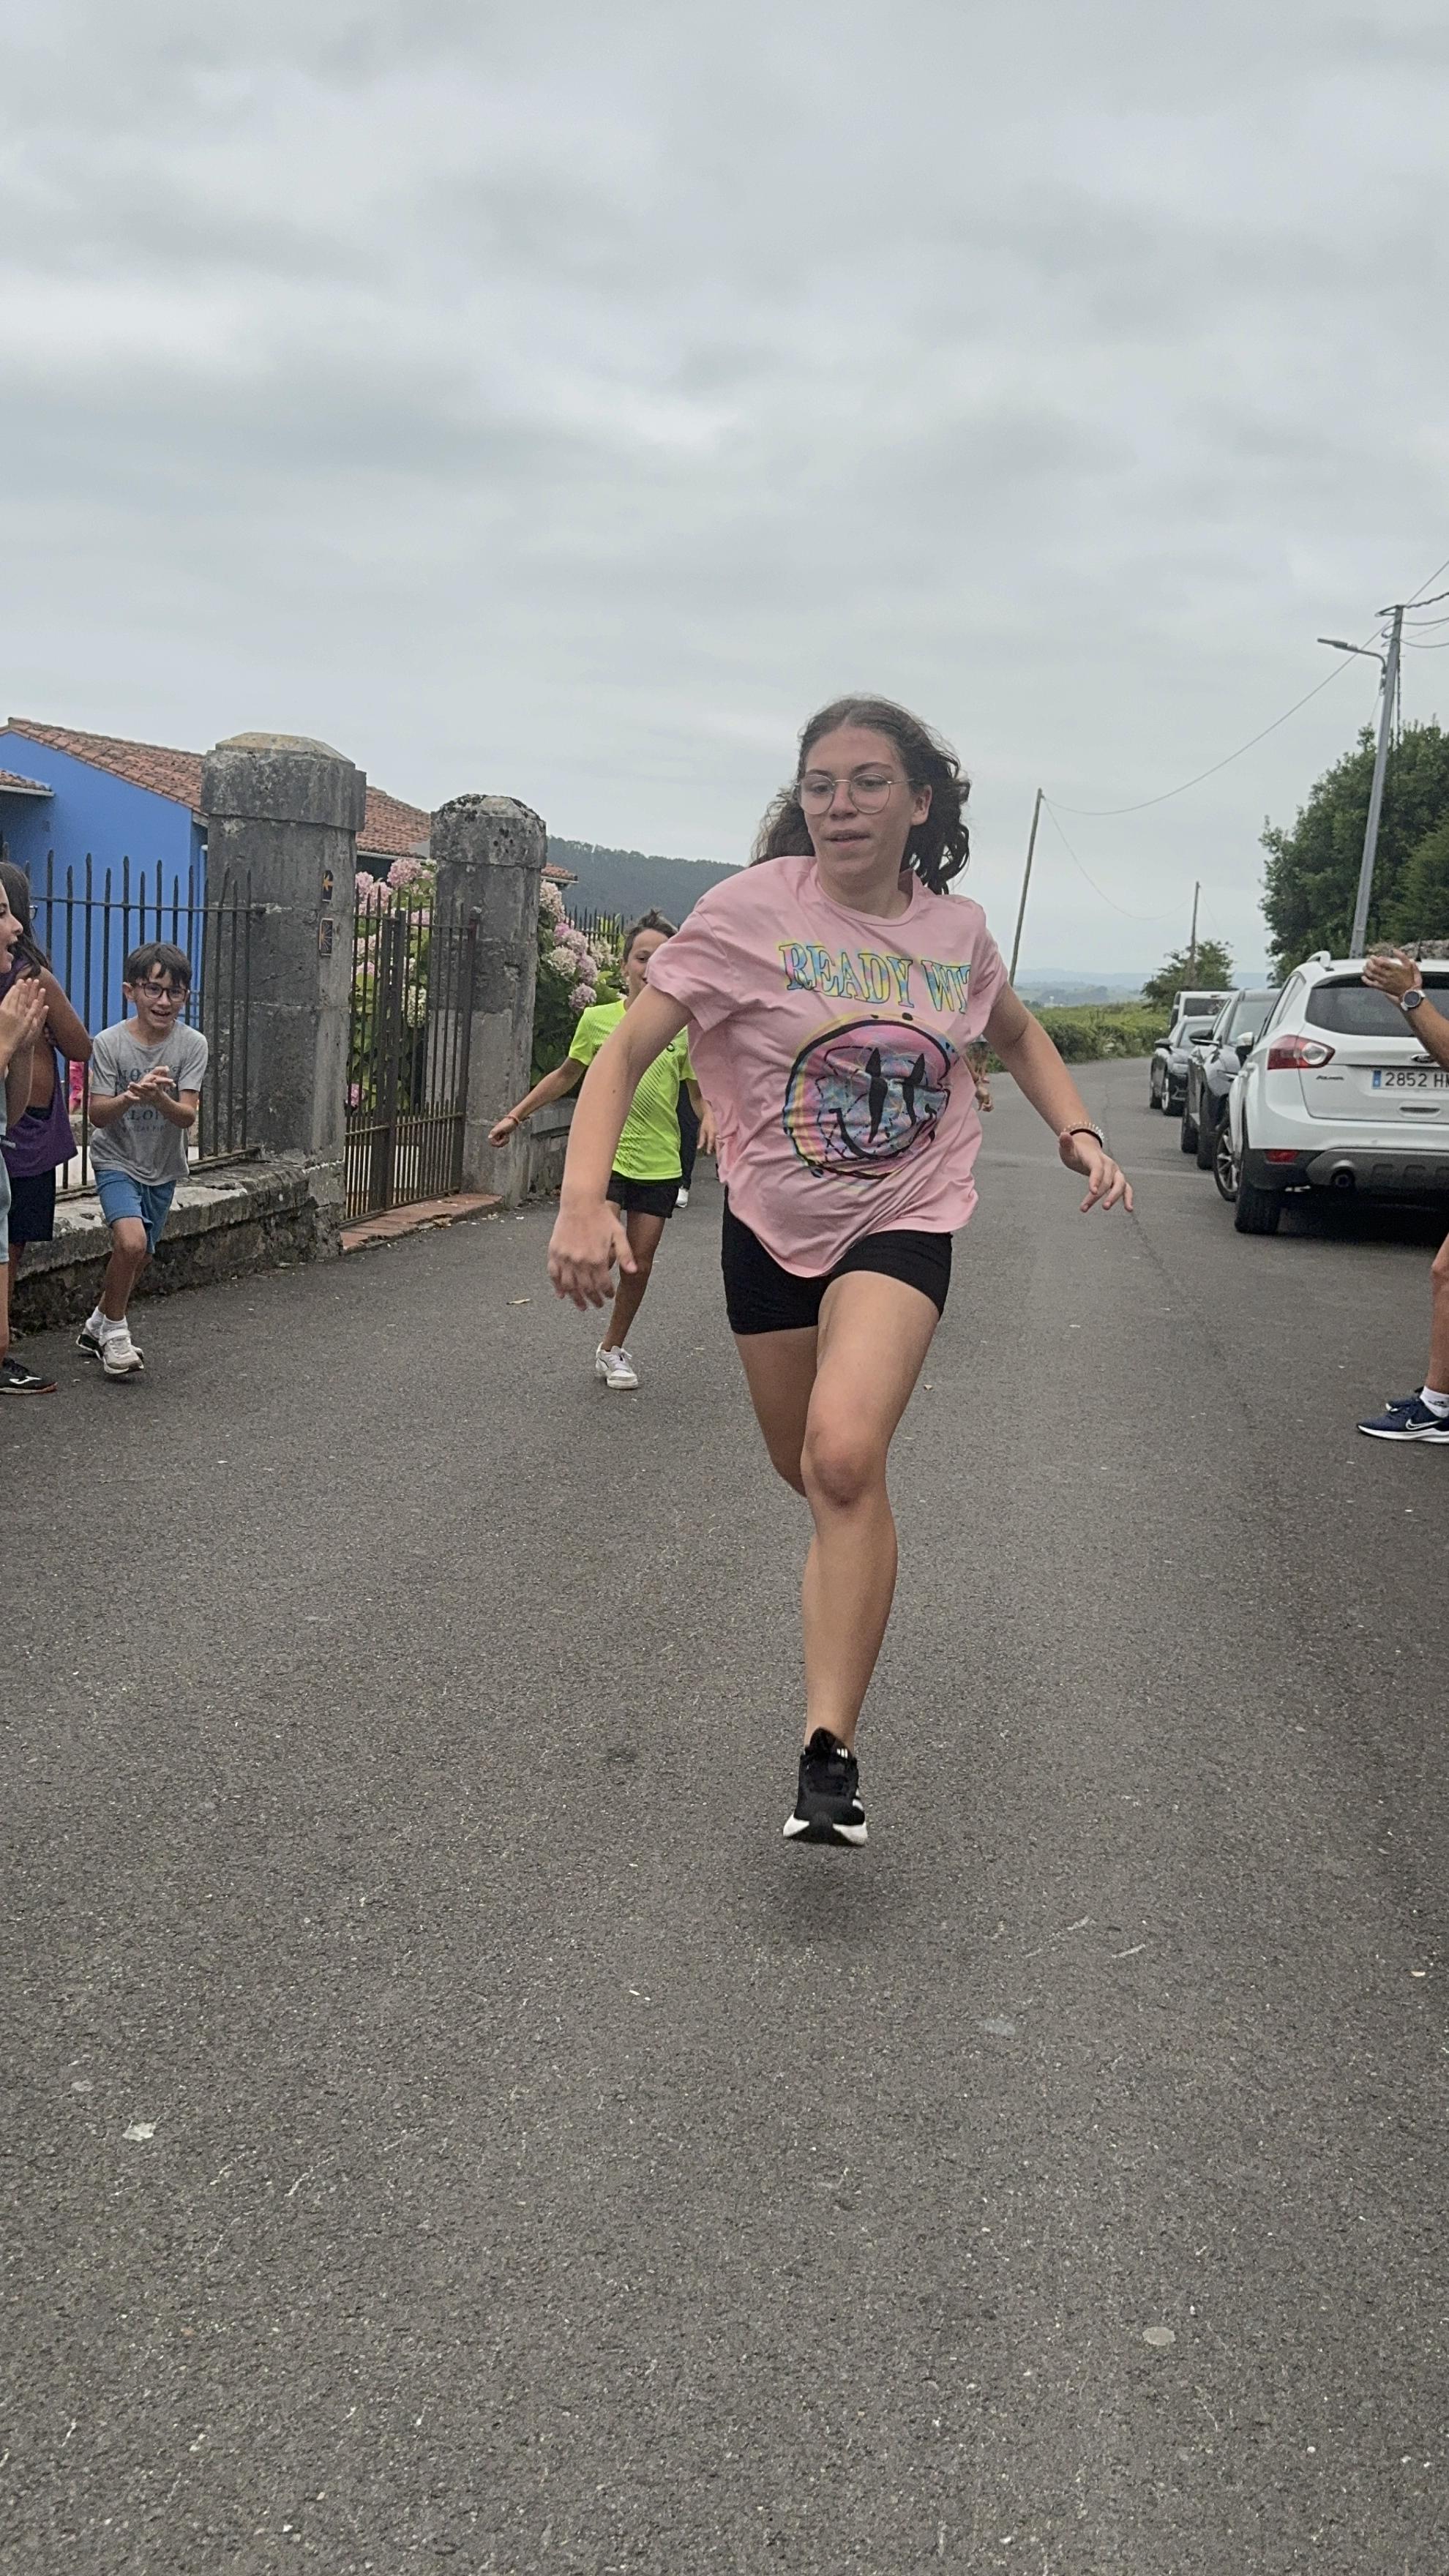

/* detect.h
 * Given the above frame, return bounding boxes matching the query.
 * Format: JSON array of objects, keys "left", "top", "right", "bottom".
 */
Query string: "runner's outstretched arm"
[
  {"left": 984, "top": 987, "right": 1133, "bottom": 1213},
  {"left": 548, "top": 986, "right": 691, "bottom": 1307}
]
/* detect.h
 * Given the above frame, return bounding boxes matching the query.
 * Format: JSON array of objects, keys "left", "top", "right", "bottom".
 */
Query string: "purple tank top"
[{"left": 0, "top": 966, "right": 78, "bottom": 1177}]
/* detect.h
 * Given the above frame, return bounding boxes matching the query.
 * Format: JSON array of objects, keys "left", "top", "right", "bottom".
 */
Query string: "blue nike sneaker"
[{"left": 1358, "top": 1394, "right": 1449, "bottom": 1442}]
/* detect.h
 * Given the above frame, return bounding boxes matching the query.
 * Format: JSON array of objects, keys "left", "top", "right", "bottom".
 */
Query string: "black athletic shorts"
[
  {"left": 5, "top": 1167, "right": 58, "bottom": 1245},
  {"left": 721, "top": 1194, "right": 951, "bottom": 1336},
  {"left": 608, "top": 1172, "right": 680, "bottom": 1221}
]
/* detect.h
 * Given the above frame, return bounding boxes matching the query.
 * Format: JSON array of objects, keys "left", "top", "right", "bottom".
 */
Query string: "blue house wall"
[{"left": 0, "top": 730, "right": 206, "bottom": 1033}]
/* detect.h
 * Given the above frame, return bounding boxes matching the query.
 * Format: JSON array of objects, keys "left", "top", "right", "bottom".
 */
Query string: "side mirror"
[{"left": 1235, "top": 1036, "right": 1254, "bottom": 1060}]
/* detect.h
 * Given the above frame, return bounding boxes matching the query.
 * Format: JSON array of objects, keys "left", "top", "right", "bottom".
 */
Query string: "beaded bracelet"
[{"left": 1060, "top": 1124, "right": 1105, "bottom": 1150}]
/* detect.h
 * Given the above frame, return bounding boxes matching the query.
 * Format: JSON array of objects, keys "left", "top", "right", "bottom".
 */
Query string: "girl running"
[
  {"left": 493, "top": 910, "right": 714, "bottom": 1390},
  {"left": 547, "top": 697, "right": 1131, "bottom": 1842}
]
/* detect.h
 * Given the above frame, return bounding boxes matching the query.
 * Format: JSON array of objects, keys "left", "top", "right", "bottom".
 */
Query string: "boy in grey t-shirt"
[{"left": 80, "top": 942, "right": 209, "bottom": 1380}]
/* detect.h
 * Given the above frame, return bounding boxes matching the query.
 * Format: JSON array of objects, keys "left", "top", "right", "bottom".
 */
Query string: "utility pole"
[
  {"left": 1188, "top": 881, "right": 1199, "bottom": 977},
  {"left": 1008, "top": 787, "right": 1043, "bottom": 986},
  {"left": 1349, "top": 602, "right": 1404, "bottom": 958}
]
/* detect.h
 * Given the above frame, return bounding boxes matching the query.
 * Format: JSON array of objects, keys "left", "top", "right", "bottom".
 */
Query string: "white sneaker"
[
  {"left": 100, "top": 1325, "right": 146, "bottom": 1379},
  {"left": 675, "top": 1186, "right": 689, "bottom": 1210},
  {"left": 594, "top": 1343, "right": 639, "bottom": 1390}
]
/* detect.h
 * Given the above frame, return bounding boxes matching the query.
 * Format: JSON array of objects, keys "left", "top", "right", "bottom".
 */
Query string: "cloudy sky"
[{"left": 5, "top": 0, "right": 1448, "bottom": 972}]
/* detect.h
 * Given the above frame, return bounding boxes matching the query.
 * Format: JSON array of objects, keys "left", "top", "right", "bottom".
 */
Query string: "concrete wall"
[
  {"left": 520, "top": 1096, "right": 573, "bottom": 1199},
  {"left": 12, "top": 1156, "right": 345, "bottom": 1333}
]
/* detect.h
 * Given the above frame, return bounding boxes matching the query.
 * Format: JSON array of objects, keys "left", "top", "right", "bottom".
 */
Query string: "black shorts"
[
  {"left": 721, "top": 1194, "right": 951, "bottom": 1336},
  {"left": 608, "top": 1172, "right": 680, "bottom": 1221},
  {"left": 5, "top": 1167, "right": 58, "bottom": 1246}
]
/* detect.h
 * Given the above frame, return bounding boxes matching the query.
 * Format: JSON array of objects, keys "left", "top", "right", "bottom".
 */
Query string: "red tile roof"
[
  {"left": 0, "top": 768, "right": 53, "bottom": 795},
  {"left": 1, "top": 720, "right": 569, "bottom": 871}
]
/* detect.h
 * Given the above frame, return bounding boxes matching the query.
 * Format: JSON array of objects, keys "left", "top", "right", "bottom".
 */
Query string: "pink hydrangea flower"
[
  {"left": 569, "top": 981, "right": 596, "bottom": 1011},
  {"left": 387, "top": 855, "right": 427, "bottom": 890}
]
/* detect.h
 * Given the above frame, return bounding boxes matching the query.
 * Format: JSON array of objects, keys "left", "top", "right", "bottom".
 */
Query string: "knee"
[
  {"left": 767, "top": 1442, "right": 807, "bottom": 1498},
  {"left": 630, "top": 1246, "right": 656, "bottom": 1289},
  {"left": 801, "top": 1418, "right": 882, "bottom": 1512},
  {"left": 111, "top": 1219, "right": 149, "bottom": 1260},
  {"left": 1433, "top": 1242, "right": 1449, "bottom": 1298}
]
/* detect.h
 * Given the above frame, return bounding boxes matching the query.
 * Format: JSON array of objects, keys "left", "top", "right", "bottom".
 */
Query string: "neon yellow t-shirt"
[{"left": 569, "top": 1000, "right": 696, "bottom": 1182}]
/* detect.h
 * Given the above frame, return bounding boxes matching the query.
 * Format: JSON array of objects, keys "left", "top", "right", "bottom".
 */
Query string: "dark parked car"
[
  {"left": 1180, "top": 987, "right": 1280, "bottom": 1165},
  {"left": 1149, "top": 1014, "right": 1216, "bottom": 1113}
]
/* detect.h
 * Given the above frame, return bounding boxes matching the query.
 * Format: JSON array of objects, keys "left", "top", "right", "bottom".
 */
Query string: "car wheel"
[
  {"left": 1233, "top": 1121, "right": 1281, "bottom": 1235},
  {"left": 1195, "top": 1108, "right": 1216, "bottom": 1170},
  {"left": 1213, "top": 1123, "right": 1238, "bottom": 1202},
  {"left": 1180, "top": 1102, "right": 1199, "bottom": 1153},
  {"left": 1148, "top": 1069, "right": 1160, "bottom": 1109}
]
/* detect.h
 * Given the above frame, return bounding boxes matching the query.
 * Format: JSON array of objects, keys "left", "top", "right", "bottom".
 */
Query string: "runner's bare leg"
[{"left": 601, "top": 1207, "right": 666, "bottom": 1352}]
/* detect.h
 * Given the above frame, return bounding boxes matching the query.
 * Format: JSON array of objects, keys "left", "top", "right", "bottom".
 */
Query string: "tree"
[
  {"left": 1260, "top": 719, "right": 1449, "bottom": 972},
  {"left": 1385, "top": 814, "right": 1449, "bottom": 945},
  {"left": 1141, "top": 939, "right": 1235, "bottom": 1013}
]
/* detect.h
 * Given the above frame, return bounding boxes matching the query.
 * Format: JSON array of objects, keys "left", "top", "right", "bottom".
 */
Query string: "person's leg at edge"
[
  {"left": 735, "top": 1269, "right": 938, "bottom": 1749},
  {"left": 601, "top": 1208, "right": 666, "bottom": 1355},
  {"left": 1426, "top": 1230, "right": 1449, "bottom": 1404}
]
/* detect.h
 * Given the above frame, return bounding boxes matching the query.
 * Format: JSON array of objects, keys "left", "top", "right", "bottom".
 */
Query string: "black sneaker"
[
  {"left": 0, "top": 1354, "right": 57, "bottom": 1395},
  {"left": 784, "top": 1728, "right": 868, "bottom": 1846}
]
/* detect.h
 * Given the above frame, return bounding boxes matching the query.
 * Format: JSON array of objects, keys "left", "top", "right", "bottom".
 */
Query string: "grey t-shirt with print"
[{"left": 89, "top": 1019, "right": 209, "bottom": 1186}]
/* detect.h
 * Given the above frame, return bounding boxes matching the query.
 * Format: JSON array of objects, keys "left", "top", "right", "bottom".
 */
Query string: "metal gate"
[{"left": 346, "top": 885, "right": 478, "bottom": 1221}]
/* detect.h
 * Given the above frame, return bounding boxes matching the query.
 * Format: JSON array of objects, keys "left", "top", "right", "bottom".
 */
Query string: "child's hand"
[
  {"left": 547, "top": 1198, "right": 634, "bottom": 1308},
  {"left": 0, "top": 973, "right": 48, "bottom": 1056},
  {"left": 130, "top": 1067, "right": 176, "bottom": 1103}
]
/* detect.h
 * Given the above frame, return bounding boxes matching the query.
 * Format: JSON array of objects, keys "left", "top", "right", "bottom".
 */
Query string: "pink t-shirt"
[{"left": 645, "top": 853, "right": 1008, "bottom": 1274}]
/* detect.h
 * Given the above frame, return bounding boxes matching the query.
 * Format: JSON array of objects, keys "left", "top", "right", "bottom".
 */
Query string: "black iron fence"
[
  {"left": 26, "top": 852, "right": 261, "bottom": 1191},
  {"left": 564, "top": 899, "right": 624, "bottom": 953},
  {"left": 346, "top": 883, "right": 479, "bottom": 1220}
]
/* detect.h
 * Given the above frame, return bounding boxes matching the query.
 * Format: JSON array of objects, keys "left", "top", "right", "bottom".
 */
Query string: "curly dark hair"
[
  {"left": 751, "top": 695, "right": 971, "bottom": 894},
  {"left": 621, "top": 908, "right": 678, "bottom": 961}
]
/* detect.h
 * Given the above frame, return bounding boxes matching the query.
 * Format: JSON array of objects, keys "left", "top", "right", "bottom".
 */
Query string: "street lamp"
[{"left": 1319, "top": 613, "right": 1403, "bottom": 957}]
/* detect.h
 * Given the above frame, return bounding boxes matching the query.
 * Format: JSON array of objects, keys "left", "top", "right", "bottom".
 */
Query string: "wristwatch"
[{"left": 1401, "top": 986, "right": 1426, "bottom": 1014}]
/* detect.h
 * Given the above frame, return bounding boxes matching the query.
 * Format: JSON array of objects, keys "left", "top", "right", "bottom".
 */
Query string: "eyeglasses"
[
  {"left": 797, "top": 768, "right": 899, "bottom": 813},
  {"left": 134, "top": 982, "right": 184, "bottom": 1003}
]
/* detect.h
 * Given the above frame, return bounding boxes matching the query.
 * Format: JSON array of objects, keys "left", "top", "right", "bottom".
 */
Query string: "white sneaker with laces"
[
  {"left": 594, "top": 1343, "right": 639, "bottom": 1390},
  {"left": 100, "top": 1324, "right": 146, "bottom": 1379}
]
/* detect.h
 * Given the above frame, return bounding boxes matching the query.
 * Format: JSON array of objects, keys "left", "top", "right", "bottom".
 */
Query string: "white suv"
[{"left": 1227, "top": 953, "right": 1449, "bottom": 1235}]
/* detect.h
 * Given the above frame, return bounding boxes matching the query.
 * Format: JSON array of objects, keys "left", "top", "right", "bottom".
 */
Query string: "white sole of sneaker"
[
  {"left": 783, "top": 1812, "right": 868, "bottom": 1846},
  {"left": 1358, "top": 1423, "right": 1449, "bottom": 1442}
]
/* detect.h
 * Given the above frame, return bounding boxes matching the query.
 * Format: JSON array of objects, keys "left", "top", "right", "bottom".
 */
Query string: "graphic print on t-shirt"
[{"left": 782, "top": 1012, "right": 956, "bottom": 1182}]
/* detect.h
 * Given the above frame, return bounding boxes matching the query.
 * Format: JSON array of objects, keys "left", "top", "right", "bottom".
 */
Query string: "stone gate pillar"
[
  {"left": 200, "top": 732, "right": 364, "bottom": 1245},
  {"left": 431, "top": 794, "right": 545, "bottom": 1205}
]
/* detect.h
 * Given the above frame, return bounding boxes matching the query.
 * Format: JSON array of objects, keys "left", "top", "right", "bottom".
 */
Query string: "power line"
[
  {"left": 1048, "top": 543, "right": 1449, "bottom": 821},
  {"left": 1039, "top": 801, "right": 1176, "bottom": 923},
  {"left": 1048, "top": 654, "right": 1358, "bottom": 819}
]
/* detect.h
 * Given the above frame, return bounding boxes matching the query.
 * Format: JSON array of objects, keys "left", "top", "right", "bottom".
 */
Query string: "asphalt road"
[{"left": 6, "top": 1060, "right": 1448, "bottom": 2575}]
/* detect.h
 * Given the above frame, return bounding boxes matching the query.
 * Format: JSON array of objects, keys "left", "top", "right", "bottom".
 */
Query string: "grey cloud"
[{"left": 2, "top": 0, "right": 1446, "bottom": 966}]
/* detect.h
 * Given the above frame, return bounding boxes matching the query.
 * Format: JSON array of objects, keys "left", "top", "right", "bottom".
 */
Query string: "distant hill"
[{"left": 548, "top": 839, "right": 738, "bottom": 924}]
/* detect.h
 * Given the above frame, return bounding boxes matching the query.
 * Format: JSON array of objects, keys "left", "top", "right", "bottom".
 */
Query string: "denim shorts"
[{"left": 95, "top": 1171, "right": 176, "bottom": 1254}]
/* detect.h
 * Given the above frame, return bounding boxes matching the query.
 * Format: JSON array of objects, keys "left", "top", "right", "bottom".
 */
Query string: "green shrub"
[{"left": 981, "top": 1001, "right": 1168, "bottom": 1070}]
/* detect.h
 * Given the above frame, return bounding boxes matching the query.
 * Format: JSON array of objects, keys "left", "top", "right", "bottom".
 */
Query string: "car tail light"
[
  {"left": 1265, "top": 1148, "right": 1304, "bottom": 1164},
  {"left": 1267, "top": 1034, "right": 1335, "bottom": 1070}
]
